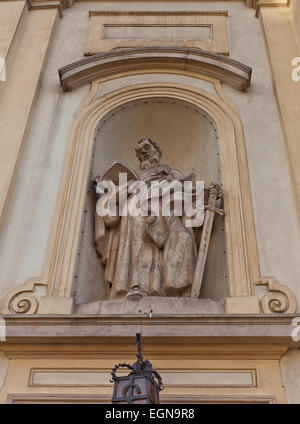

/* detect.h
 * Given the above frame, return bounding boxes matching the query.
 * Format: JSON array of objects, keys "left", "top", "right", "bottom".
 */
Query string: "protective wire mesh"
[{"left": 72, "top": 97, "right": 229, "bottom": 304}]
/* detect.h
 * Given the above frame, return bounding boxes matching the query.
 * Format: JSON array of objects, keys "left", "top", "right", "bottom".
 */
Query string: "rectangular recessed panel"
[
  {"left": 103, "top": 25, "right": 212, "bottom": 40},
  {"left": 32, "top": 371, "right": 112, "bottom": 386},
  {"left": 31, "top": 370, "right": 254, "bottom": 387},
  {"left": 85, "top": 12, "right": 229, "bottom": 55},
  {"left": 161, "top": 372, "right": 254, "bottom": 386}
]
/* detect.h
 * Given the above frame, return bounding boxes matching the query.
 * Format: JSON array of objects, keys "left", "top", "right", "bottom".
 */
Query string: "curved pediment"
[{"left": 58, "top": 47, "right": 252, "bottom": 92}]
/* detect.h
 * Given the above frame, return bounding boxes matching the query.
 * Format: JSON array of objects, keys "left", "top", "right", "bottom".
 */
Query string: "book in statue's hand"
[{"left": 94, "top": 160, "right": 140, "bottom": 186}]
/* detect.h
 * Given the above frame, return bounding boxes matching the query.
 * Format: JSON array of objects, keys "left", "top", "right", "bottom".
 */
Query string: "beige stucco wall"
[
  {"left": 281, "top": 349, "right": 300, "bottom": 404},
  {"left": 0, "top": 352, "right": 9, "bottom": 392},
  {"left": 291, "top": 0, "right": 300, "bottom": 47},
  {"left": 0, "top": 4, "right": 58, "bottom": 233},
  {"left": 0, "top": 1, "right": 24, "bottom": 56},
  {"left": 0, "top": 2, "right": 299, "bottom": 312},
  {"left": 0, "top": 4, "right": 89, "bottom": 299}
]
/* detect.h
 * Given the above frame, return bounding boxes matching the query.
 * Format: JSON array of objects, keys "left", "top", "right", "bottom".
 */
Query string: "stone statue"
[{"left": 94, "top": 138, "right": 223, "bottom": 300}]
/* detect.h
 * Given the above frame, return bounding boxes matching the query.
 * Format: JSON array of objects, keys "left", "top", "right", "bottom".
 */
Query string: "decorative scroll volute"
[
  {"left": 256, "top": 277, "right": 297, "bottom": 314},
  {"left": 1, "top": 279, "right": 47, "bottom": 314}
]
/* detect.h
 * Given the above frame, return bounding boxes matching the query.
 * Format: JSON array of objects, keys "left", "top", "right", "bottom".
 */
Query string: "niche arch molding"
[
  {"left": 50, "top": 81, "right": 259, "bottom": 302},
  {"left": 1, "top": 68, "right": 295, "bottom": 314}
]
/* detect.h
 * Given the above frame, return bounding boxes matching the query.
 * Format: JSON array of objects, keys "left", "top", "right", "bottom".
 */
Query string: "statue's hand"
[
  {"left": 204, "top": 204, "right": 225, "bottom": 216},
  {"left": 93, "top": 175, "right": 101, "bottom": 186}
]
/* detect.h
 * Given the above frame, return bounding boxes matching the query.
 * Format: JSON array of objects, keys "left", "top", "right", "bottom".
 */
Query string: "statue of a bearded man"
[{"left": 94, "top": 138, "right": 205, "bottom": 299}]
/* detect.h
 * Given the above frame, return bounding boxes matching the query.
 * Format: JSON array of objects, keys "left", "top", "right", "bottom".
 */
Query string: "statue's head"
[{"left": 135, "top": 138, "right": 162, "bottom": 166}]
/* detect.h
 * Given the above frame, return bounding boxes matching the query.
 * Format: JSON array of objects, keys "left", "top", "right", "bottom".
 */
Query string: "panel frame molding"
[
  {"left": 0, "top": 354, "right": 285, "bottom": 404},
  {"left": 28, "top": 367, "right": 257, "bottom": 388},
  {"left": 85, "top": 10, "right": 229, "bottom": 56},
  {"left": 6, "top": 393, "right": 277, "bottom": 404}
]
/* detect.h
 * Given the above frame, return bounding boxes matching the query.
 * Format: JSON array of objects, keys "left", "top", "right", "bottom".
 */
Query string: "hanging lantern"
[{"left": 111, "top": 333, "right": 163, "bottom": 404}]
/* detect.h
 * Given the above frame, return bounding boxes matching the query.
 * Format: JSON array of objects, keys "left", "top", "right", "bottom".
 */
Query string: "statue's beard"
[{"left": 139, "top": 156, "right": 160, "bottom": 170}]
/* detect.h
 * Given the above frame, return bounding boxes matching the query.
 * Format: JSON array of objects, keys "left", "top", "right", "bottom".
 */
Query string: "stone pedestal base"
[
  {"left": 76, "top": 297, "right": 224, "bottom": 315},
  {"left": 38, "top": 296, "right": 74, "bottom": 314}
]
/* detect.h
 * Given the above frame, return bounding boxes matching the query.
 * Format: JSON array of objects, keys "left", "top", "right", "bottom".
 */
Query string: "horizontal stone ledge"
[
  {"left": 58, "top": 47, "right": 252, "bottom": 92},
  {"left": 0, "top": 314, "right": 299, "bottom": 346}
]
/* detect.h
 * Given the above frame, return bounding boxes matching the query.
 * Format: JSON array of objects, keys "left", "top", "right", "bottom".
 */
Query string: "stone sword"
[{"left": 191, "top": 183, "right": 224, "bottom": 299}]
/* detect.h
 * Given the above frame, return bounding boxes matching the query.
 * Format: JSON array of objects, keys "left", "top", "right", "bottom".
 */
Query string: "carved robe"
[{"left": 95, "top": 164, "right": 198, "bottom": 298}]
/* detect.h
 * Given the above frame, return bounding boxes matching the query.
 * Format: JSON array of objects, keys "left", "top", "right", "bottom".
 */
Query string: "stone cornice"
[
  {"left": 89, "top": 10, "right": 229, "bottom": 16},
  {"left": 25, "top": 0, "right": 74, "bottom": 17},
  {"left": 2, "top": 1, "right": 289, "bottom": 19},
  {"left": 255, "top": 0, "right": 290, "bottom": 17},
  {"left": 0, "top": 314, "right": 299, "bottom": 347},
  {"left": 58, "top": 47, "right": 252, "bottom": 92}
]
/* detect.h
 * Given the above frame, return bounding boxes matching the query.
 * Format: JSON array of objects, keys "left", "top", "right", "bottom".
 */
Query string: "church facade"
[{"left": 0, "top": 0, "right": 300, "bottom": 404}]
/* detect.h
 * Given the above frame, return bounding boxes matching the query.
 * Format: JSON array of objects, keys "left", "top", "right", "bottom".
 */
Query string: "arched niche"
[
  {"left": 2, "top": 77, "right": 266, "bottom": 315},
  {"left": 72, "top": 96, "right": 229, "bottom": 305},
  {"left": 2, "top": 48, "right": 297, "bottom": 315},
  {"left": 43, "top": 80, "right": 260, "bottom": 306},
  {"left": 58, "top": 47, "right": 252, "bottom": 93},
  {"left": 1, "top": 81, "right": 264, "bottom": 317}
]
